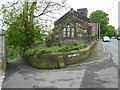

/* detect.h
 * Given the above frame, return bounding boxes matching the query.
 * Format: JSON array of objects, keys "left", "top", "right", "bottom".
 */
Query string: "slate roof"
[{"left": 54, "top": 8, "right": 98, "bottom": 25}]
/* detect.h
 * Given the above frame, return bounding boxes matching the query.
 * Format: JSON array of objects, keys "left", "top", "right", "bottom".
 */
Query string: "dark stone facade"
[{"left": 52, "top": 8, "right": 98, "bottom": 45}]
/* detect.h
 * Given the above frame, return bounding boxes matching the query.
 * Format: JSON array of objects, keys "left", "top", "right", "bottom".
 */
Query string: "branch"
[
  {"left": 9, "top": 2, "right": 18, "bottom": 7},
  {"left": 34, "top": 1, "right": 51, "bottom": 18},
  {"left": 5, "top": 1, "right": 19, "bottom": 8},
  {"left": 30, "top": 2, "right": 37, "bottom": 16}
]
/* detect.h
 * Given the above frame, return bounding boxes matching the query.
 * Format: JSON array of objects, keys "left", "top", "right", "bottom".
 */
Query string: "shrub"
[
  {"left": 58, "top": 46, "right": 71, "bottom": 52},
  {"left": 23, "top": 40, "right": 93, "bottom": 57},
  {"left": 75, "top": 40, "right": 84, "bottom": 49},
  {"left": 7, "top": 47, "right": 21, "bottom": 61},
  {"left": 61, "top": 40, "right": 77, "bottom": 47}
]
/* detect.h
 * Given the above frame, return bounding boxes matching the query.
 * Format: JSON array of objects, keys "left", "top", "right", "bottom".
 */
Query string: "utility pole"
[
  {"left": 97, "top": 22, "right": 100, "bottom": 39},
  {"left": 99, "top": 22, "right": 100, "bottom": 39}
]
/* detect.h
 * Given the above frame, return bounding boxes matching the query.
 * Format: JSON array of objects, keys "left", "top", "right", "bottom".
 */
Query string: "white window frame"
[
  {"left": 63, "top": 28, "right": 66, "bottom": 37},
  {"left": 67, "top": 25, "right": 70, "bottom": 37},
  {"left": 71, "top": 27, "right": 74, "bottom": 37}
]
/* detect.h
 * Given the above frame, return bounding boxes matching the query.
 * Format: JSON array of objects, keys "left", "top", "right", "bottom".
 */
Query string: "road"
[
  {"left": 2, "top": 40, "right": 118, "bottom": 89},
  {"left": 102, "top": 39, "right": 119, "bottom": 68}
]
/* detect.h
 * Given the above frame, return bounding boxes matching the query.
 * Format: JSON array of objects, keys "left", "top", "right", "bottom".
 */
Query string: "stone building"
[{"left": 52, "top": 8, "right": 98, "bottom": 45}]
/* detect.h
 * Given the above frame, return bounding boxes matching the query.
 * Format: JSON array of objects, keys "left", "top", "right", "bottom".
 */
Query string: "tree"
[
  {"left": 106, "top": 25, "right": 117, "bottom": 37},
  {"left": 5, "top": 14, "right": 45, "bottom": 50},
  {"left": 0, "top": 0, "right": 67, "bottom": 50},
  {"left": 89, "top": 10, "right": 109, "bottom": 37}
]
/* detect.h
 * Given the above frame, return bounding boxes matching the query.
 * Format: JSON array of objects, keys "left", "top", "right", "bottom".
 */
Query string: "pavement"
[
  {"left": 69, "top": 40, "right": 111, "bottom": 66},
  {"left": 1, "top": 40, "right": 119, "bottom": 89}
]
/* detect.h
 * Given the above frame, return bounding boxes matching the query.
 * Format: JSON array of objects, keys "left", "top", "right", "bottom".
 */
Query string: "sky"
[
  {"left": 66, "top": 0, "right": 119, "bottom": 29},
  {"left": 0, "top": 0, "right": 119, "bottom": 29}
]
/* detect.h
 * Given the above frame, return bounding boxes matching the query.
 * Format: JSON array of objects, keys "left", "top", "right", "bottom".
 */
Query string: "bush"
[
  {"left": 75, "top": 40, "right": 84, "bottom": 49},
  {"left": 61, "top": 40, "right": 77, "bottom": 46},
  {"left": 23, "top": 40, "right": 93, "bottom": 57},
  {"left": 7, "top": 47, "right": 20, "bottom": 61},
  {"left": 58, "top": 46, "right": 71, "bottom": 52}
]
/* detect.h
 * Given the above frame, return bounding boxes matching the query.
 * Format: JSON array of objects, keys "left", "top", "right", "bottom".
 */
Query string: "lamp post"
[
  {"left": 98, "top": 22, "right": 100, "bottom": 39},
  {"left": 96, "top": 17, "right": 100, "bottom": 39}
]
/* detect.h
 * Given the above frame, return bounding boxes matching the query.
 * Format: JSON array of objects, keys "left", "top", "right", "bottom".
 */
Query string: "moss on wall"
[{"left": 25, "top": 40, "right": 97, "bottom": 69}]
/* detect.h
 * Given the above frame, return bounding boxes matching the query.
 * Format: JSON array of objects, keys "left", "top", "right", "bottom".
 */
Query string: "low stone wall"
[{"left": 25, "top": 40, "right": 97, "bottom": 69}]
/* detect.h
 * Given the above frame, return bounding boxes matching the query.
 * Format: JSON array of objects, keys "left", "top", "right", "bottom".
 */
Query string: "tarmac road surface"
[{"left": 2, "top": 40, "right": 119, "bottom": 89}]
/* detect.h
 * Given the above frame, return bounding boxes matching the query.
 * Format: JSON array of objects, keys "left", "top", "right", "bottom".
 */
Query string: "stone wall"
[
  {"left": 0, "top": 34, "right": 7, "bottom": 72},
  {"left": 25, "top": 40, "right": 97, "bottom": 69}
]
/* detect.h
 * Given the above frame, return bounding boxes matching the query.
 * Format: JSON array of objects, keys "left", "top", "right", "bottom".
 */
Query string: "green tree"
[
  {"left": 5, "top": 14, "right": 45, "bottom": 50},
  {"left": 0, "top": 0, "right": 67, "bottom": 50},
  {"left": 89, "top": 10, "right": 109, "bottom": 37},
  {"left": 106, "top": 25, "right": 117, "bottom": 37}
]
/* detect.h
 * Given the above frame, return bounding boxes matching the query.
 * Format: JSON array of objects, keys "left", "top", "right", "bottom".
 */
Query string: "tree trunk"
[{"left": 23, "top": 2, "right": 36, "bottom": 48}]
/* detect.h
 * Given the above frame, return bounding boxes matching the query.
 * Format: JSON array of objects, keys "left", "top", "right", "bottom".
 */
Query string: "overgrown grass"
[
  {"left": 7, "top": 47, "right": 21, "bottom": 61},
  {"left": 23, "top": 40, "right": 94, "bottom": 57}
]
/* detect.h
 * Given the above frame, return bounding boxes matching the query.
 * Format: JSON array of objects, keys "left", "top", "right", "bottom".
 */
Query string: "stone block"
[{"left": 58, "top": 56, "right": 65, "bottom": 68}]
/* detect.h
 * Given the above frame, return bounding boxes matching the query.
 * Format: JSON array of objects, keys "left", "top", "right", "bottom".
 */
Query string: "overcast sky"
[
  {"left": 0, "top": 0, "right": 119, "bottom": 29},
  {"left": 66, "top": 0, "right": 119, "bottom": 29}
]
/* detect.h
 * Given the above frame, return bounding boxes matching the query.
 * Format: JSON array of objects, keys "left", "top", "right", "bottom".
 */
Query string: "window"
[
  {"left": 67, "top": 25, "right": 70, "bottom": 37},
  {"left": 56, "top": 34, "right": 58, "bottom": 38},
  {"left": 71, "top": 27, "right": 74, "bottom": 37},
  {"left": 63, "top": 28, "right": 66, "bottom": 37},
  {"left": 80, "top": 33, "right": 82, "bottom": 37}
]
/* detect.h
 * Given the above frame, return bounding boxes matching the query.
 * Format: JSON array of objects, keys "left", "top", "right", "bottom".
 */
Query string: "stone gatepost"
[
  {"left": 0, "top": 33, "right": 7, "bottom": 74},
  {"left": 0, "top": 34, "right": 3, "bottom": 73},
  {"left": 0, "top": 33, "right": 6, "bottom": 90}
]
